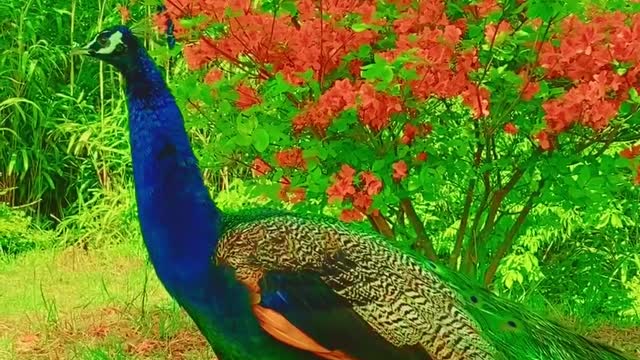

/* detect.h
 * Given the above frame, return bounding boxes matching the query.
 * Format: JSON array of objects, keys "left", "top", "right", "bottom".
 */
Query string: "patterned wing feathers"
[{"left": 216, "top": 214, "right": 496, "bottom": 360}]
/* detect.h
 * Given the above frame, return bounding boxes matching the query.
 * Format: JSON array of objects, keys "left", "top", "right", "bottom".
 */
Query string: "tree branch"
[
  {"left": 478, "top": 167, "right": 525, "bottom": 242},
  {"left": 590, "top": 127, "right": 619, "bottom": 158},
  {"left": 464, "top": 165, "right": 526, "bottom": 275},
  {"left": 397, "top": 202, "right": 406, "bottom": 227},
  {"left": 400, "top": 198, "right": 437, "bottom": 261},
  {"left": 368, "top": 212, "right": 394, "bottom": 239},
  {"left": 483, "top": 178, "right": 545, "bottom": 286},
  {"left": 463, "top": 169, "right": 492, "bottom": 275},
  {"left": 450, "top": 141, "right": 483, "bottom": 268},
  {"left": 491, "top": 136, "right": 502, "bottom": 187}
]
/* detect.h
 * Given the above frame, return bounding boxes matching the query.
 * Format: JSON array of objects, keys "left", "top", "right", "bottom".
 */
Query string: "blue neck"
[
  {"left": 124, "top": 50, "right": 222, "bottom": 292},
  {"left": 120, "top": 47, "right": 309, "bottom": 359}
]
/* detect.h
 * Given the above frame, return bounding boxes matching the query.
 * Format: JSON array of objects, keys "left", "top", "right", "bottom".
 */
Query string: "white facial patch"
[{"left": 85, "top": 30, "right": 124, "bottom": 55}]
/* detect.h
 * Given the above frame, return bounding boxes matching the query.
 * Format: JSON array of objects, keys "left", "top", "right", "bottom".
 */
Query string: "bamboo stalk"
[{"left": 69, "top": 0, "right": 76, "bottom": 95}]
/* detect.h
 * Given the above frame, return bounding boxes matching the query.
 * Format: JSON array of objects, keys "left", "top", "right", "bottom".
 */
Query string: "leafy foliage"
[
  {"left": 160, "top": 0, "right": 640, "bottom": 295},
  {"left": 0, "top": 0, "right": 130, "bottom": 218},
  {"left": 0, "top": 203, "right": 54, "bottom": 256}
]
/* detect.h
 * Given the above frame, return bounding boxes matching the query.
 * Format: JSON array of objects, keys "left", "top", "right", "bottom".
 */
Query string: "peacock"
[{"left": 72, "top": 25, "right": 633, "bottom": 360}]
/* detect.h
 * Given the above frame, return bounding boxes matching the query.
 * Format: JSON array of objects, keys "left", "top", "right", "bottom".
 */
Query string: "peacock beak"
[
  {"left": 70, "top": 40, "right": 97, "bottom": 56},
  {"left": 71, "top": 48, "right": 89, "bottom": 56}
]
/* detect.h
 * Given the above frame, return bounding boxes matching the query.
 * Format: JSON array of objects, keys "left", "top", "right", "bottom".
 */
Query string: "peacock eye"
[
  {"left": 97, "top": 36, "right": 109, "bottom": 46},
  {"left": 115, "top": 43, "right": 125, "bottom": 53}
]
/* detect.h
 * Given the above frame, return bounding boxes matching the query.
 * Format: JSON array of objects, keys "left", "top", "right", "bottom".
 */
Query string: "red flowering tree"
[{"left": 157, "top": 0, "right": 640, "bottom": 285}]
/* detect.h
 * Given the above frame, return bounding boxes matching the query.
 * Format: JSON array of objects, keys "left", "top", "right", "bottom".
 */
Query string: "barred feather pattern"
[{"left": 215, "top": 213, "right": 496, "bottom": 360}]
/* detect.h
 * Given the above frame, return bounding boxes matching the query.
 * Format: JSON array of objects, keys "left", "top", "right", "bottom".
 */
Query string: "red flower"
[
  {"left": 275, "top": 148, "right": 306, "bottom": 169},
  {"left": 278, "top": 177, "right": 306, "bottom": 204},
  {"left": 293, "top": 79, "right": 357, "bottom": 134},
  {"left": 521, "top": 81, "right": 540, "bottom": 101},
  {"left": 418, "top": 123, "right": 433, "bottom": 136},
  {"left": 620, "top": 145, "right": 640, "bottom": 159},
  {"left": 326, "top": 178, "right": 355, "bottom": 202},
  {"left": 477, "top": 0, "right": 501, "bottom": 17},
  {"left": 484, "top": 21, "right": 512, "bottom": 44},
  {"left": 278, "top": 177, "right": 290, "bottom": 202},
  {"left": 530, "top": 18, "right": 543, "bottom": 29},
  {"left": 392, "top": 161, "right": 408, "bottom": 181},
  {"left": 183, "top": 43, "right": 215, "bottom": 70},
  {"left": 542, "top": 72, "right": 622, "bottom": 133},
  {"left": 326, "top": 165, "right": 357, "bottom": 202},
  {"left": 338, "top": 164, "right": 357, "bottom": 180},
  {"left": 635, "top": 166, "right": 640, "bottom": 186},
  {"left": 535, "top": 131, "right": 555, "bottom": 151},
  {"left": 415, "top": 151, "right": 428, "bottom": 162},
  {"left": 348, "top": 59, "right": 362, "bottom": 78},
  {"left": 518, "top": 71, "right": 540, "bottom": 100},
  {"left": 504, "top": 123, "right": 518, "bottom": 135},
  {"left": 462, "top": 84, "right": 491, "bottom": 118},
  {"left": 466, "top": 0, "right": 500, "bottom": 18},
  {"left": 251, "top": 157, "right": 271, "bottom": 177},
  {"left": 352, "top": 191, "right": 373, "bottom": 212},
  {"left": 236, "top": 84, "right": 260, "bottom": 110},
  {"left": 340, "top": 208, "right": 365, "bottom": 222},
  {"left": 117, "top": 5, "right": 130, "bottom": 23},
  {"left": 360, "top": 171, "right": 383, "bottom": 195},
  {"left": 357, "top": 83, "right": 403, "bottom": 132},
  {"left": 401, "top": 123, "right": 418, "bottom": 145},
  {"left": 288, "top": 188, "right": 306, "bottom": 203},
  {"left": 204, "top": 69, "right": 224, "bottom": 84}
]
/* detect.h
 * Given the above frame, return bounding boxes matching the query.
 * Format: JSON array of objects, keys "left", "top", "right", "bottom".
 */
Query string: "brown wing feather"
[
  {"left": 252, "top": 304, "right": 357, "bottom": 360},
  {"left": 215, "top": 214, "right": 495, "bottom": 360}
]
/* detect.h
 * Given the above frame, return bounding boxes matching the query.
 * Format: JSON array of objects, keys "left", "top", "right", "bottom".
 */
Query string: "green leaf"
[
  {"left": 610, "top": 213, "right": 623, "bottom": 228},
  {"left": 236, "top": 114, "right": 257, "bottom": 135},
  {"left": 419, "top": 166, "right": 431, "bottom": 184},
  {"left": 527, "top": 0, "right": 558, "bottom": 21},
  {"left": 304, "top": 145, "right": 328, "bottom": 161},
  {"left": 233, "top": 133, "right": 252, "bottom": 147},
  {"left": 356, "top": 45, "right": 372, "bottom": 59},
  {"left": 576, "top": 165, "right": 591, "bottom": 187},
  {"left": 331, "top": 109, "right": 357, "bottom": 132},
  {"left": 179, "top": 15, "right": 208, "bottom": 29},
  {"left": 372, "top": 159, "right": 386, "bottom": 172},
  {"left": 399, "top": 67, "right": 418, "bottom": 81},
  {"left": 629, "top": 88, "right": 640, "bottom": 104},
  {"left": 362, "top": 55, "right": 394, "bottom": 85},
  {"left": 504, "top": 272, "right": 515, "bottom": 289},
  {"left": 351, "top": 23, "right": 370, "bottom": 32},
  {"left": 265, "top": 73, "right": 295, "bottom": 97},
  {"left": 280, "top": 0, "right": 298, "bottom": 15},
  {"left": 252, "top": 128, "right": 270, "bottom": 152}
]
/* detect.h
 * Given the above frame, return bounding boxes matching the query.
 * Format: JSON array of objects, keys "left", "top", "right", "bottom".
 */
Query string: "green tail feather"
[
  {"left": 221, "top": 208, "right": 632, "bottom": 359},
  {"left": 427, "top": 260, "right": 631, "bottom": 359}
]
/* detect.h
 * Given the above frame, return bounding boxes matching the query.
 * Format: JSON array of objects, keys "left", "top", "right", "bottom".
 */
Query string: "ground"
[
  {"left": 0, "top": 245, "right": 214, "bottom": 359},
  {"left": 0, "top": 244, "right": 638, "bottom": 359}
]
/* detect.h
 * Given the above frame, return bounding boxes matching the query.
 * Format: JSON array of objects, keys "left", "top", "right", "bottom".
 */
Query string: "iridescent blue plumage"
[{"left": 75, "top": 26, "right": 320, "bottom": 360}]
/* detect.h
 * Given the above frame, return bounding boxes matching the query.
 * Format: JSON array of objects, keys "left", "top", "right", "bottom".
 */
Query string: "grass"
[
  {"left": 1, "top": 241, "right": 639, "bottom": 359},
  {"left": 0, "top": 243, "right": 214, "bottom": 359}
]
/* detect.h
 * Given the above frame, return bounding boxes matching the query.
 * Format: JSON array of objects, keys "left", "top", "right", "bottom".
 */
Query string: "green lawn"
[
  {"left": 0, "top": 243, "right": 638, "bottom": 359},
  {"left": 0, "top": 244, "right": 214, "bottom": 359}
]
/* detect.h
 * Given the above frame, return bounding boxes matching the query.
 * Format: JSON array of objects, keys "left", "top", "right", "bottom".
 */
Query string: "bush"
[{"left": 0, "top": 203, "right": 54, "bottom": 256}]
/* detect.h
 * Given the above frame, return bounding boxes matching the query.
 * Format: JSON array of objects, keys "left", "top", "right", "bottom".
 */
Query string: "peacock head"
[{"left": 73, "top": 25, "right": 143, "bottom": 74}]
